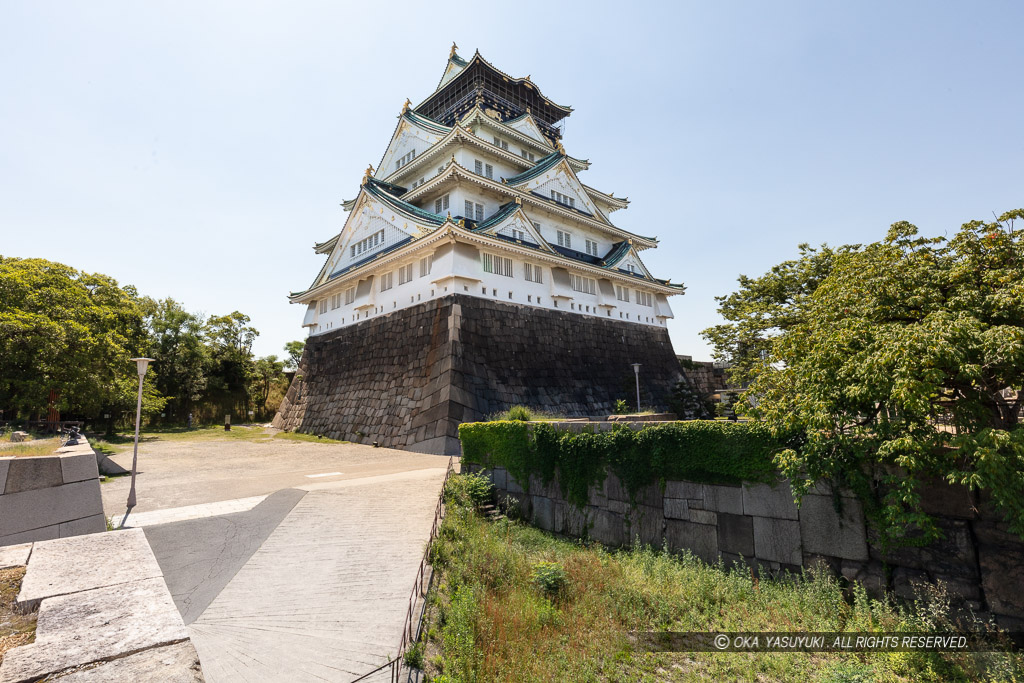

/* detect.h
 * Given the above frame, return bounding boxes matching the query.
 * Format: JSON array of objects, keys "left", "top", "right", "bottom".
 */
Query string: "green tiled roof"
[
  {"left": 451, "top": 53, "right": 468, "bottom": 67},
  {"left": 403, "top": 109, "right": 450, "bottom": 135},
  {"left": 503, "top": 152, "right": 563, "bottom": 185},
  {"left": 472, "top": 202, "right": 520, "bottom": 231},
  {"left": 364, "top": 178, "right": 446, "bottom": 226},
  {"left": 603, "top": 241, "right": 631, "bottom": 267}
]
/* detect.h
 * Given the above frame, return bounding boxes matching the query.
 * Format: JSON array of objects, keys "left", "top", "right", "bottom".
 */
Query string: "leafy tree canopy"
[{"left": 703, "top": 210, "right": 1024, "bottom": 544}]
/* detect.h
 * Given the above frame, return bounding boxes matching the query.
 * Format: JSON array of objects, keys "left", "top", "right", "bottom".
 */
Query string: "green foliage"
[
  {"left": 612, "top": 399, "right": 629, "bottom": 415},
  {"left": 531, "top": 561, "right": 567, "bottom": 597},
  {"left": 283, "top": 340, "right": 305, "bottom": 371},
  {"left": 459, "top": 421, "right": 783, "bottom": 507},
  {"left": 502, "top": 404, "right": 534, "bottom": 421},
  {"left": 402, "top": 640, "right": 424, "bottom": 669},
  {"left": 420, "top": 479, "right": 1021, "bottom": 682},
  {"left": 703, "top": 210, "right": 1024, "bottom": 543}
]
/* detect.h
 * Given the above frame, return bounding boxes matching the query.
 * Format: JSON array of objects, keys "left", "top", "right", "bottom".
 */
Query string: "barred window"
[
  {"left": 572, "top": 274, "right": 596, "bottom": 295},
  {"left": 482, "top": 253, "right": 513, "bottom": 277},
  {"left": 419, "top": 255, "right": 433, "bottom": 277},
  {"left": 379, "top": 271, "right": 393, "bottom": 292},
  {"left": 524, "top": 263, "right": 544, "bottom": 283}
]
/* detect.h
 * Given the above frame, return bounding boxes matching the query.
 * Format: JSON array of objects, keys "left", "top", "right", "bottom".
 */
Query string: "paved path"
[
  {"left": 101, "top": 436, "right": 451, "bottom": 682},
  {"left": 188, "top": 469, "right": 445, "bottom": 682}
]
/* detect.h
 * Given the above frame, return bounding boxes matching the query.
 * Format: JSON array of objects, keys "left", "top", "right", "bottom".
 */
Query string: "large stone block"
[
  {"left": 666, "top": 519, "right": 719, "bottom": 564},
  {"left": 752, "top": 517, "right": 801, "bottom": 565},
  {"left": 743, "top": 482, "right": 799, "bottom": 520},
  {"left": 627, "top": 505, "right": 665, "bottom": 547},
  {"left": 717, "top": 513, "right": 754, "bottom": 557},
  {"left": 975, "top": 523, "right": 1024, "bottom": 619},
  {"left": 0, "top": 457, "right": 11, "bottom": 491},
  {"left": 60, "top": 452, "right": 99, "bottom": 485},
  {"left": 532, "top": 496, "right": 554, "bottom": 531},
  {"left": 703, "top": 484, "right": 743, "bottom": 514},
  {"left": 0, "top": 577, "right": 187, "bottom": 683},
  {"left": 799, "top": 494, "right": 868, "bottom": 561},
  {"left": 0, "top": 480, "right": 104, "bottom": 539},
  {"left": 18, "top": 528, "right": 163, "bottom": 606},
  {"left": 3, "top": 456, "right": 63, "bottom": 494},
  {"left": 664, "top": 498, "right": 689, "bottom": 520},
  {"left": 0, "top": 524, "right": 59, "bottom": 547},
  {"left": 44, "top": 641, "right": 204, "bottom": 682},
  {"left": 0, "top": 542, "right": 32, "bottom": 569},
  {"left": 665, "top": 481, "right": 703, "bottom": 500},
  {"left": 58, "top": 514, "right": 107, "bottom": 539},
  {"left": 589, "top": 509, "right": 626, "bottom": 547}
]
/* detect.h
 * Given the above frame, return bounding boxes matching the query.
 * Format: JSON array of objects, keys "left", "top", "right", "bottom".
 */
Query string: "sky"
[{"left": 2, "top": 1, "right": 1022, "bottom": 360}]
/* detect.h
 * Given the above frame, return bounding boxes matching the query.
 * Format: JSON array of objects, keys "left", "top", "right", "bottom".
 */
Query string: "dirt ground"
[{"left": 0, "top": 567, "right": 36, "bottom": 663}]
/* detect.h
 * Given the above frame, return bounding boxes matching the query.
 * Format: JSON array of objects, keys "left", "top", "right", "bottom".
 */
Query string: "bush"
[
  {"left": 503, "top": 405, "right": 533, "bottom": 421},
  {"left": 444, "top": 471, "right": 494, "bottom": 508},
  {"left": 613, "top": 399, "right": 629, "bottom": 415},
  {"left": 531, "top": 561, "right": 567, "bottom": 597},
  {"left": 459, "top": 420, "right": 785, "bottom": 507}
]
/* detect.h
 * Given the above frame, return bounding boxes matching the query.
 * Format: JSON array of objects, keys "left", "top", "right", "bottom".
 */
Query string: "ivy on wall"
[{"left": 459, "top": 421, "right": 786, "bottom": 507}]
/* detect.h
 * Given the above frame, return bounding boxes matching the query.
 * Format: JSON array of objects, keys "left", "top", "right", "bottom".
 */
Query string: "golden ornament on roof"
[{"left": 450, "top": 42, "right": 458, "bottom": 58}]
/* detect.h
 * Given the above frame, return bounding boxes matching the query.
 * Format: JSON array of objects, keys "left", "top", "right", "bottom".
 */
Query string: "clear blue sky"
[{"left": 2, "top": 2, "right": 1021, "bottom": 360}]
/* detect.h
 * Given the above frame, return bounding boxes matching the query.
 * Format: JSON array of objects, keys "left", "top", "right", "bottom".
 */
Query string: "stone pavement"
[{"left": 150, "top": 467, "right": 449, "bottom": 682}]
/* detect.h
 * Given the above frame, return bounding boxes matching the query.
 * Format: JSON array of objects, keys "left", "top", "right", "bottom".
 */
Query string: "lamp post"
[
  {"left": 125, "top": 357, "right": 154, "bottom": 517},
  {"left": 631, "top": 363, "right": 641, "bottom": 413}
]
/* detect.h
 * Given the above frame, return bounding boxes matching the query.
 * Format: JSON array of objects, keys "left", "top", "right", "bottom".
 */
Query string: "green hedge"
[{"left": 459, "top": 420, "right": 784, "bottom": 507}]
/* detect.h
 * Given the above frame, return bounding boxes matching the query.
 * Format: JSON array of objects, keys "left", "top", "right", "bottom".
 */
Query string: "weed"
[{"left": 531, "top": 561, "right": 567, "bottom": 597}]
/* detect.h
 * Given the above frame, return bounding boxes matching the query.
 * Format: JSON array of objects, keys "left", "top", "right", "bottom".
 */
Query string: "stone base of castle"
[{"left": 273, "top": 295, "right": 683, "bottom": 455}]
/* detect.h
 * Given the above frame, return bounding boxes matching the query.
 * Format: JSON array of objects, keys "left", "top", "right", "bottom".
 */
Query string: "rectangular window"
[
  {"left": 572, "top": 274, "right": 597, "bottom": 295},
  {"left": 524, "top": 263, "right": 544, "bottom": 283},
  {"left": 616, "top": 285, "right": 630, "bottom": 302},
  {"left": 330, "top": 294, "right": 340, "bottom": 310},
  {"left": 585, "top": 239, "right": 599, "bottom": 256},
  {"left": 398, "top": 264, "right": 413, "bottom": 285},
  {"left": 521, "top": 149, "right": 535, "bottom": 161},
  {"left": 474, "top": 159, "right": 483, "bottom": 175},
  {"left": 419, "top": 255, "right": 433, "bottom": 277},
  {"left": 483, "top": 253, "right": 513, "bottom": 277},
  {"left": 434, "top": 194, "right": 449, "bottom": 214},
  {"left": 344, "top": 287, "right": 355, "bottom": 305},
  {"left": 550, "top": 191, "right": 576, "bottom": 208},
  {"left": 380, "top": 271, "right": 393, "bottom": 292},
  {"left": 464, "top": 200, "right": 483, "bottom": 221},
  {"left": 492, "top": 137, "right": 508, "bottom": 150},
  {"left": 395, "top": 149, "right": 416, "bottom": 170},
  {"left": 352, "top": 229, "right": 385, "bottom": 258},
  {"left": 485, "top": 163, "right": 493, "bottom": 179},
  {"left": 556, "top": 230, "right": 572, "bottom": 249},
  {"left": 319, "top": 300, "right": 327, "bottom": 314},
  {"left": 637, "top": 291, "right": 653, "bottom": 307}
]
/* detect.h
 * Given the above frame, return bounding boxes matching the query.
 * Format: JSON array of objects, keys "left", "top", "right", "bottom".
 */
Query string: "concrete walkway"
[{"left": 149, "top": 468, "right": 447, "bottom": 682}]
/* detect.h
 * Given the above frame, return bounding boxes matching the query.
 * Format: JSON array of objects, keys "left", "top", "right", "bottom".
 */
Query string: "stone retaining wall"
[
  {"left": 274, "top": 294, "right": 684, "bottom": 454},
  {"left": 0, "top": 441, "right": 106, "bottom": 546},
  {"left": 465, "top": 422, "right": 1024, "bottom": 629}
]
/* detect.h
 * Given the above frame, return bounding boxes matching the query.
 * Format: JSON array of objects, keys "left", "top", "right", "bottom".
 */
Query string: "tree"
[
  {"left": 250, "top": 355, "right": 285, "bottom": 415},
  {"left": 703, "top": 210, "right": 1024, "bottom": 544},
  {"left": 0, "top": 257, "right": 158, "bottom": 420},
  {"left": 284, "top": 340, "right": 305, "bottom": 371},
  {"left": 204, "top": 311, "right": 259, "bottom": 417},
  {"left": 142, "top": 298, "right": 209, "bottom": 419}
]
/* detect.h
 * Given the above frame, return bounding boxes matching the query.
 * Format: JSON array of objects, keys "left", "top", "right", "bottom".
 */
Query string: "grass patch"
[
  {"left": 92, "top": 426, "right": 346, "bottom": 452},
  {"left": 0, "top": 438, "right": 60, "bottom": 457},
  {"left": 416, "top": 473, "right": 1022, "bottom": 682},
  {"left": 487, "top": 406, "right": 565, "bottom": 422},
  {"left": 0, "top": 567, "right": 37, "bottom": 663}
]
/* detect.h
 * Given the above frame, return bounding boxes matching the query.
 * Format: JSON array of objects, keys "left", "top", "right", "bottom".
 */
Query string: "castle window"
[
  {"left": 434, "top": 194, "right": 449, "bottom": 214},
  {"left": 345, "top": 287, "right": 355, "bottom": 305},
  {"left": 524, "top": 263, "right": 544, "bottom": 283},
  {"left": 492, "top": 137, "right": 509, "bottom": 151},
  {"left": 482, "top": 253, "right": 513, "bottom": 277},
  {"left": 585, "top": 239, "right": 599, "bottom": 256},
  {"left": 398, "top": 264, "right": 414, "bottom": 285},
  {"left": 616, "top": 285, "right": 630, "bottom": 302},
  {"left": 330, "top": 294, "right": 341, "bottom": 310},
  {"left": 550, "top": 190, "right": 575, "bottom": 208},
  {"left": 419, "top": 255, "right": 433, "bottom": 277},
  {"left": 474, "top": 160, "right": 492, "bottom": 178},
  {"left": 380, "top": 271, "right": 393, "bottom": 292},
  {"left": 521, "top": 149, "right": 535, "bottom": 162},
  {"left": 556, "top": 230, "right": 572, "bottom": 249},
  {"left": 571, "top": 274, "right": 596, "bottom": 295},
  {"left": 395, "top": 149, "right": 416, "bottom": 171},
  {"left": 464, "top": 200, "right": 483, "bottom": 222},
  {"left": 410, "top": 177, "right": 426, "bottom": 189},
  {"left": 319, "top": 300, "right": 327, "bottom": 315},
  {"left": 637, "top": 291, "right": 653, "bottom": 307}
]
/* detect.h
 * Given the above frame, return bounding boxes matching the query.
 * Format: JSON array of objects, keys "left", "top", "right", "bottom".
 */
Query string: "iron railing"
[{"left": 351, "top": 455, "right": 456, "bottom": 683}]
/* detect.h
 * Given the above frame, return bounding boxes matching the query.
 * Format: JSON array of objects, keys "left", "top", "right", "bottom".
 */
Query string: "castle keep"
[{"left": 274, "top": 47, "right": 685, "bottom": 453}]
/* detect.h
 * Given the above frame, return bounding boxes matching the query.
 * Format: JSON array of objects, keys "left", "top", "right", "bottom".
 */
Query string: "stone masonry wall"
[
  {"left": 466, "top": 422, "right": 1024, "bottom": 629},
  {"left": 0, "top": 441, "right": 107, "bottom": 546},
  {"left": 274, "top": 295, "right": 684, "bottom": 454}
]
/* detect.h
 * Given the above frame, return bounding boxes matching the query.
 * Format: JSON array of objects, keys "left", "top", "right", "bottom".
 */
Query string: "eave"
[{"left": 400, "top": 161, "right": 658, "bottom": 248}]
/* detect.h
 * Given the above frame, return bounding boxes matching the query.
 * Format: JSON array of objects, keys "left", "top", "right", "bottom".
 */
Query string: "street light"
[
  {"left": 124, "top": 357, "right": 154, "bottom": 520},
  {"left": 631, "top": 363, "right": 641, "bottom": 413}
]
